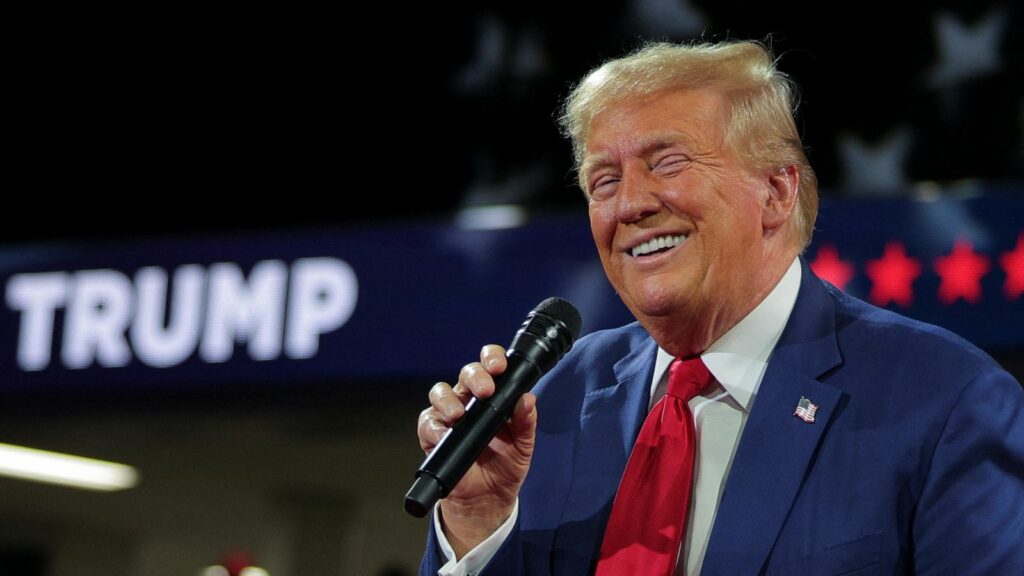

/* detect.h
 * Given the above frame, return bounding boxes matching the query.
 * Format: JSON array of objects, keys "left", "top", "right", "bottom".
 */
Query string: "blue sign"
[
  {"left": 1, "top": 192, "right": 1020, "bottom": 396},
  {"left": 807, "top": 191, "right": 1022, "bottom": 349}
]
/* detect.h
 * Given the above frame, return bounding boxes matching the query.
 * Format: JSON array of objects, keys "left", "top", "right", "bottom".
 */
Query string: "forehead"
[{"left": 583, "top": 87, "right": 728, "bottom": 161}]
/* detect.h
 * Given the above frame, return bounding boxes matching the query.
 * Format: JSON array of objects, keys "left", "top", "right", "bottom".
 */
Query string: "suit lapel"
[
  {"left": 702, "top": 260, "right": 844, "bottom": 575},
  {"left": 551, "top": 335, "right": 657, "bottom": 573}
]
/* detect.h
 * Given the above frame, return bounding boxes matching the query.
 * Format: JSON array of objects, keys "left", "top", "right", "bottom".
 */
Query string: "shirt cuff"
[{"left": 435, "top": 499, "right": 519, "bottom": 576}]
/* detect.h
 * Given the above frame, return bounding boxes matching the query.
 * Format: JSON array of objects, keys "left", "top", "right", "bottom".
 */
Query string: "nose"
[{"left": 616, "top": 160, "right": 662, "bottom": 223}]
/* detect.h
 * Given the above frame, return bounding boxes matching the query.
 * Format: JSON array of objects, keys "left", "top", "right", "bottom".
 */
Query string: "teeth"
[{"left": 631, "top": 234, "right": 686, "bottom": 257}]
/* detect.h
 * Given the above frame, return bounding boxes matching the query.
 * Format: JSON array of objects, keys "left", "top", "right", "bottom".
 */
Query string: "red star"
[
  {"left": 999, "top": 233, "right": 1024, "bottom": 300},
  {"left": 810, "top": 244, "right": 854, "bottom": 290},
  {"left": 865, "top": 241, "right": 922, "bottom": 307},
  {"left": 934, "top": 239, "right": 990, "bottom": 305}
]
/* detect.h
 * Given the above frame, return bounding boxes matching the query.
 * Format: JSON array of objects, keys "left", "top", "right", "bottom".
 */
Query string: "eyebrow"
[{"left": 581, "top": 132, "right": 691, "bottom": 182}]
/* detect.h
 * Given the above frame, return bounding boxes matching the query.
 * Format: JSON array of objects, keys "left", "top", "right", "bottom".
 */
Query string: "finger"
[
  {"left": 458, "top": 362, "right": 496, "bottom": 399},
  {"left": 428, "top": 382, "right": 466, "bottom": 424},
  {"left": 480, "top": 344, "right": 508, "bottom": 375},
  {"left": 450, "top": 380, "right": 473, "bottom": 406},
  {"left": 417, "top": 407, "right": 450, "bottom": 452},
  {"left": 507, "top": 392, "right": 538, "bottom": 446}
]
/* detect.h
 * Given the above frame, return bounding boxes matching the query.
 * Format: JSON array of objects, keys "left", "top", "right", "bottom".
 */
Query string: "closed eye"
[
  {"left": 589, "top": 174, "right": 620, "bottom": 200},
  {"left": 652, "top": 154, "right": 689, "bottom": 175}
]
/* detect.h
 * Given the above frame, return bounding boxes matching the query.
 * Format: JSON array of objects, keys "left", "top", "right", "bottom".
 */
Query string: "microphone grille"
[{"left": 535, "top": 297, "right": 582, "bottom": 340}]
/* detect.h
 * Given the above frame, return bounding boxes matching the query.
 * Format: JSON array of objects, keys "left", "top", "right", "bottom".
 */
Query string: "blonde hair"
[{"left": 559, "top": 40, "right": 818, "bottom": 247}]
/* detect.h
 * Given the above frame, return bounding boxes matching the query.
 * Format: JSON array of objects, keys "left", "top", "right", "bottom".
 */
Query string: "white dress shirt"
[{"left": 437, "top": 259, "right": 802, "bottom": 575}]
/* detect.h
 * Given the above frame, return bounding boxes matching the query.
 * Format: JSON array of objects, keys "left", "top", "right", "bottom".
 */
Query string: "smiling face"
[{"left": 584, "top": 87, "right": 795, "bottom": 355}]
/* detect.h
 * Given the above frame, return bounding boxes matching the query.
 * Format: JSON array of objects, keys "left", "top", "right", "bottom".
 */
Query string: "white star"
[
  {"left": 927, "top": 7, "right": 1007, "bottom": 89},
  {"left": 629, "top": 0, "right": 706, "bottom": 38},
  {"left": 837, "top": 127, "right": 913, "bottom": 194},
  {"left": 455, "top": 15, "right": 507, "bottom": 93},
  {"left": 454, "top": 16, "right": 549, "bottom": 93}
]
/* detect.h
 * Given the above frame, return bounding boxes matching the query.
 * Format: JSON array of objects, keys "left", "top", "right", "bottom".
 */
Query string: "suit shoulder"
[{"left": 826, "top": 285, "right": 1012, "bottom": 387}]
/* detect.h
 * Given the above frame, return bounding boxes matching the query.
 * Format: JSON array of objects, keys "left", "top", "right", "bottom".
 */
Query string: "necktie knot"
[{"left": 667, "top": 356, "right": 713, "bottom": 402}]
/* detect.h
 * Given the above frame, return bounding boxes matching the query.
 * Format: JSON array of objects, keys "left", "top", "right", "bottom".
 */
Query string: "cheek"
[
  {"left": 712, "top": 185, "right": 763, "bottom": 235},
  {"left": 588, "top": 204, "right": 615, "bottom": 246}
]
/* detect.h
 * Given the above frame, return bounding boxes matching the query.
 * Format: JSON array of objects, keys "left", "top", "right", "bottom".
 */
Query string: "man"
[{"left": 416, "top": 40, "right": 1024, "bottom": 575}]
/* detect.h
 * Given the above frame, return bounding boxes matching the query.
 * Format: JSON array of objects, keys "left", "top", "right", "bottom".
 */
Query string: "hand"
[{"left": 417, "top": 344, "right": 538, "bottom": 558}]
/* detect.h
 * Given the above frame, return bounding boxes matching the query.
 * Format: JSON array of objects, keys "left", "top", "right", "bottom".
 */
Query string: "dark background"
[{"left": 6, "top": 1, "right": 1021, "bottom": 245}]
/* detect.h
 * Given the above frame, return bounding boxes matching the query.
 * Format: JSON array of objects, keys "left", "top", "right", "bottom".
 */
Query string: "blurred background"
[{"left": 2, "top": 1, "right": 1022, "bottom": 575}]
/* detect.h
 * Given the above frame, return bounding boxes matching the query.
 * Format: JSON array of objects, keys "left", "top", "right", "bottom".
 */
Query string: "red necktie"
[{"left": 595, "top": 356, "right": 714, "bottom": 576}]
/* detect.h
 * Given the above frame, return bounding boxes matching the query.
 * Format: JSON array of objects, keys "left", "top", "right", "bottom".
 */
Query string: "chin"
[{"left": 622, "top": 288, "right": 691, "bottom": 322}]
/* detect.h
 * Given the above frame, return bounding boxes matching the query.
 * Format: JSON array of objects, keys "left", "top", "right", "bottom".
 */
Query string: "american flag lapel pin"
[{"left": 794, "top": 396, "right": 818, "bottom": 423}]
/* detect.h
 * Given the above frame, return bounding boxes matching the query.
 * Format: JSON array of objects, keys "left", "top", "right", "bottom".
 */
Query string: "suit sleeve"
[{"left": 913, "top": 368, "right": 1024, "bottom": 574}]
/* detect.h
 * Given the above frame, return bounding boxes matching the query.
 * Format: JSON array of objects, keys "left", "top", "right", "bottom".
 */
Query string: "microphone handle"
[{"left": 404, "top": 352, "right": 541, "bottom": 517}]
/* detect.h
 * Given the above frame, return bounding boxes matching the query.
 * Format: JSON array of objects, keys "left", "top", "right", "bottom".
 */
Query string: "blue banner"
[
  {"left": 807, "top": 191, "right": 1022, "bottom": 349},
  {"left": 1, "top": 192, "right": 1020, "bottom": 396}
]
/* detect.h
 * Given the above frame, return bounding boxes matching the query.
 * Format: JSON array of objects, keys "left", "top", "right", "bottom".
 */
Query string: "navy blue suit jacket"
[{"left": 422, "top": 261, "right": 1024, "bottom": 574}]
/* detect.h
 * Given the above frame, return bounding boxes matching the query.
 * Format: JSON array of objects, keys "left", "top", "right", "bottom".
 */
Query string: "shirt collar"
[{"left": 653, "top": 258, "right": 801, "bottom": 412}]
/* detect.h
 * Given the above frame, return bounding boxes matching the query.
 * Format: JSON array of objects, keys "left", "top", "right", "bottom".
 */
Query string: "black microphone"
[{"left": 404, "top": 297, "right": 582, "bottom": 518}]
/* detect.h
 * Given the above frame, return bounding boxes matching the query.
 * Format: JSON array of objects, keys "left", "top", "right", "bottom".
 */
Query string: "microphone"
[{"left": 404, "top": 297, "right": 582, "bottom": 518}]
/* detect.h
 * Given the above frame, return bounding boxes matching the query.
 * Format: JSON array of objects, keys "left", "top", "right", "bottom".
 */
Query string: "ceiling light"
[{"left": 0, "top": 442, "right": 138, "bottom": 491}]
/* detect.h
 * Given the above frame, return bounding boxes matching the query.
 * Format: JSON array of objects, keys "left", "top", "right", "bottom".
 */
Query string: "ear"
[{"left": 762, "top": 164, "right": 800, "bottom": 232}]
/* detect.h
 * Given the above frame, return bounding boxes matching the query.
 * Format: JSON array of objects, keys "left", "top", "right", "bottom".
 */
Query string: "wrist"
[{"left": 439, "top": 496, "right": 515, "bottom": 558}]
